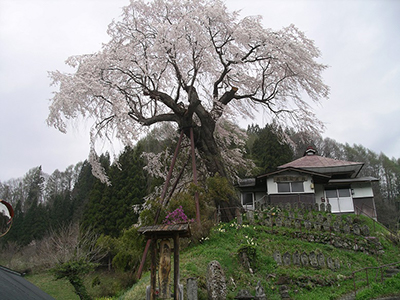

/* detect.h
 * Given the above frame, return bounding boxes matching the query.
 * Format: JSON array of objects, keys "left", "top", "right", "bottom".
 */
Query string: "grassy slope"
[
  {"left": 25, "top": 213, "right": 400, "bottom": 300},
  {"left": 26, "top": 270, "right": 134, "bottom": 300},
  {"left": 121, "top": 213, "right": 400, "bottom": 300},
  {"left": 25, "top": 272, "right": 79, "bottom": 300}
]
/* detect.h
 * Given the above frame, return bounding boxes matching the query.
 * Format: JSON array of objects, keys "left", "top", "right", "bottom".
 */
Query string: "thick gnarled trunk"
[{"left": 181, "top": 118, "right": 239, "bottom": 222}]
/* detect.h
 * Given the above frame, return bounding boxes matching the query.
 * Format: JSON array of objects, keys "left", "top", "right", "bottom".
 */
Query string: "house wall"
[
  {"left": 314, "top": 185, "right": 325, "bottom": 205},
  {"left": 239, "top": 171, "right": 377, "bottom": 217},
  {"left": 255, "top": 192, "right": 267, "bottom": 207},
  {"left": 269, "top": 194, "right": 315, "bottom": 205},
  {"left": 351, "top": 182, "right": 374, "bottom": 198},
  {"left": 265, "top": 172, "right": 316, "bottom": 206},
  {"left": 239, "top": 190, "right": 267, "bottom": 210},
  {"left": 314, "top": 182, "right": 376, "bottom": 216},
  {"left": 266, "top": 172, "right": 314, "bottom": 194},
  {"left": 353, "top": 197, "right": 377, "bottom": 219}
]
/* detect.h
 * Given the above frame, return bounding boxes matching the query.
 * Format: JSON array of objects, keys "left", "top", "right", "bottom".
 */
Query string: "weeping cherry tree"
[{"left": 47, "top": 0, "right": 329, "bottom": 220}]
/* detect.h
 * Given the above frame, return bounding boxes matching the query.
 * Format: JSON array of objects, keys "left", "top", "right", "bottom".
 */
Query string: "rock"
[
  {"left": 309, "top": 251, "right": 318, "bottom": 268},
  {"left": 326, "top": 214, "right": 333, "bottom": 223},
  {"left": 187, "top": 278, "right": 198, "bottom": 300},
  {"left": 304, "top": 219, "right": 312, "bottom": 230},
  {"left": 334, "top": 258, "right": 340, "bottom": 270},
  {"left": 206, "top": 261, "right": 227, "bottom": 300},
  {"left": 255, "top": 281, "right": 266, "bottom": 300},
  {"left": 237, "top": 211, "right": 243, "bottom": 225},
  {"left": 353, "top": 224, "right": 361, "bottom": 235},
  {"left": 333, "top": 221, "right": 341, "bottom": 233},
  {"left": 234, "top": 289, "right": 254, "bottom": 299},
  {"left": 361, "top": 224, "right": 370, "bottom": 236},
  {"left": 283, "top": 252, "right": 291, "bottom": 266},
  {"left": 279, "top": 285, "right": 290, "bottom": 299},
  {"left": 247, "top": 211, "right": 255, "bottom": 225},
  {"left": 292, "top": 251, "right": 301, "bottom": 266},
  {"left": 264, "top": 215, "right": 273, "bottom": 227},
  {"left": 284, "top": 217, "right": 292, "bottom": 228},
  {"left": 317, "top": 252, "right": 326, "bottom": 268},
  {"left": 316, "top": 213, "right": 324, "bottom": 223},
  {"left": 313, "top": 222, "right": 321, "bottom": 230},
  {"left": 323, "top": 220, "right": 330, "bottom": 231},
  {"left": 343, "top": 223, "right": 351, "bottom": 234},
  {"left": 301, "top": 252, "right": 309, "bottom": 266},
  {"left": 326, "top": 203, "right": 332, "bottom": 213},
  {"left": 327, "top": 256, "right": 335, "bottom": 270},
  {"left": 294, "top": 219, "right": 301, "bottom": 229},
  {"left": 273, "top": 251, "right": 282, "bottom": 266},
  {"left": 276, "top": 276, "right": 290, "bottom": 285}
]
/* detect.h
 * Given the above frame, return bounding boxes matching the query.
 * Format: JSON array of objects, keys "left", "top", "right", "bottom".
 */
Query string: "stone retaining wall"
[{"left": 240, "top": 205, "right": 383, "bottom": 255}]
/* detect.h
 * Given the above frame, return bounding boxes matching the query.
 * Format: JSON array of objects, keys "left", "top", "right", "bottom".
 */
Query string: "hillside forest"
[{"left": 0, "top": 124, "right": 399, "bottom": 279}]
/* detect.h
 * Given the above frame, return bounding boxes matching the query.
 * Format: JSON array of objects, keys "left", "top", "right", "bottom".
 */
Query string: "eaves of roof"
[
  {"left": 257, "top": 167, "right": 331, "bottom": 179},
  {"left": 328, "top": 176, "right": 380, "bottom": 184}
]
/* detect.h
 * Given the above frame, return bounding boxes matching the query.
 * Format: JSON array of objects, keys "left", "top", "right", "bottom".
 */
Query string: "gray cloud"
[{"left": 0, "top": 0, "right": 399, "bottom": 181}]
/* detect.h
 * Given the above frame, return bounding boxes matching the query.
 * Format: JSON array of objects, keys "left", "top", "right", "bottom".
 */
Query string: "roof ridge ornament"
[{"left": 304, "top": 146, "right": 317, "bottom": 156}]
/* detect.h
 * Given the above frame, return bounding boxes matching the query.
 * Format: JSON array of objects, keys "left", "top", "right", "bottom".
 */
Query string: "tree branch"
[
  {"left": 128, "top": 112, "right": 179, "bottom": 126},
  {"left": 210, "top": 87, "right": 238, "bottom": 121},
  {"left": 144, "top": 90, "right": 186, "bottom": 116}
]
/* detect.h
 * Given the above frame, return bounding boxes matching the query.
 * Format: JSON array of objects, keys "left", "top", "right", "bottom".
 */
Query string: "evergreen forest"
[{"left": 0, "top": 125, "right": 399, "bottom": 299}]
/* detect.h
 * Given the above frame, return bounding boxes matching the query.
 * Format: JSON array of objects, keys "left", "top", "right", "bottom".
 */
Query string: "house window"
[
  {"left": 291, "top": 182, "right": 304, "bottom": 192},
  {"left": 242, "top": 193, "right": 254, "bottom": 206},
  {"left": 277, "top": 182, "right": 304, "bottom": 193}
]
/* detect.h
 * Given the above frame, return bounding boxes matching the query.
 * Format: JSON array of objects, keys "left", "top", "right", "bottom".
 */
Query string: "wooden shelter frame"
[
  {"left": 137, "top": 128, "right": 200, "bottom": 279},
  {"left": 138, "top": 224, "right": 191, "bottom": 300}
]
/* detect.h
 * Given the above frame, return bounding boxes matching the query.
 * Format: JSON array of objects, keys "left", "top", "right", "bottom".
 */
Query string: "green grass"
[
  {"left": 355, "top": 273, "right": 400, "bottom": 299},
  {"left": 26, "top": 272, "right": 79, "bottom": 300},
  {"left": 25, "top": 213, "right": 400, "bottom": 300},
  {"left": 26, "top": 269, "right": 135, "bottom": 300},
  {"left": 120, "top": 213, "right": 400, "bottom": 300}
]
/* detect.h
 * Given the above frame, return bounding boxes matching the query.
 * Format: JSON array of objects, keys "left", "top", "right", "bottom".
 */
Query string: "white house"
[{"left": 238, "top": 147, "right": 378, "bottom": 219}]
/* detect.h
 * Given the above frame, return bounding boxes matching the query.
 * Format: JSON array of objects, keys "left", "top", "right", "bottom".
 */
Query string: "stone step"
[{"left": 384, "top": 267, "right": 400, "bottom": 278}]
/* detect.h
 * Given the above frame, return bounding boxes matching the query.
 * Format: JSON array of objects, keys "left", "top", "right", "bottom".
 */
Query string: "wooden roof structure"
[
  {"left": 138, "top": 223, "right": 191, "bottom": 300},
  {"left": 138, "top": 223, "right": 191, "bottom": 239}
]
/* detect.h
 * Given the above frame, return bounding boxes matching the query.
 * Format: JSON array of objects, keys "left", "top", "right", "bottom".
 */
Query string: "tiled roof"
[
  {"left": 0, "top": 266, "right": 55, "bottom": 300},
  {"left": 278, "top": 155, "right": 363, "bottom": 169}
]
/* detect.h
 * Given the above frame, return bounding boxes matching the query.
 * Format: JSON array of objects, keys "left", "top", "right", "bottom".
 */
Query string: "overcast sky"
[{"left": 0, "top": 0, "right": 399, "bottom": 181}]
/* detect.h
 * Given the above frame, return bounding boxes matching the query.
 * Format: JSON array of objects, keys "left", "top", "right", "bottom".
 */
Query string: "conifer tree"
[{"left": 250, "top": 124, "right": 293, "bottom": 173}]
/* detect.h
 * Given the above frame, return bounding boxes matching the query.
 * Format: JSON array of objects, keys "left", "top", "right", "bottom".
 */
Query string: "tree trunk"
[
  {"left": 172, "top": 87, "right": 242, "bottom": 221},
  {"left": 68, "top": 276, "right": 91, "bottom": 300},
  {"left": 181, "top": 119, "right": 240, "bottom": 222}
]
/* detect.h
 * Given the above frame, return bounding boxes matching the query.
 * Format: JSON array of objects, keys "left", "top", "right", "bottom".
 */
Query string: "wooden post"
[
  {"left": 173, "top": 232, "right": 180, "bottom": 300},
  {"left": 150, "top": 237, "right": 157, "bottom": 300},
  {"left": 159, "top": 240, "right": 171, "bottom": 298},
  {"left": 190, "top": 127, "right": 201, "bottom": 225},
  {"left": 138, "top": 224, "right": 190, "bottom": 300},
  {"left": 137, "top": 132, "right": 184, "bottom": 280}
]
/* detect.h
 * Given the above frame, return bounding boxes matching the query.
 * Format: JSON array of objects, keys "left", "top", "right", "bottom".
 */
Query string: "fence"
[{"left": 352, "top": 261, "right": 400, "bottom": 297}]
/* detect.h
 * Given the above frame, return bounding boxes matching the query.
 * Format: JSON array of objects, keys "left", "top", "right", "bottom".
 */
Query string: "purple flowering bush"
[{"left": 163, "top": 206, "right": 194, "bottom": 225}]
